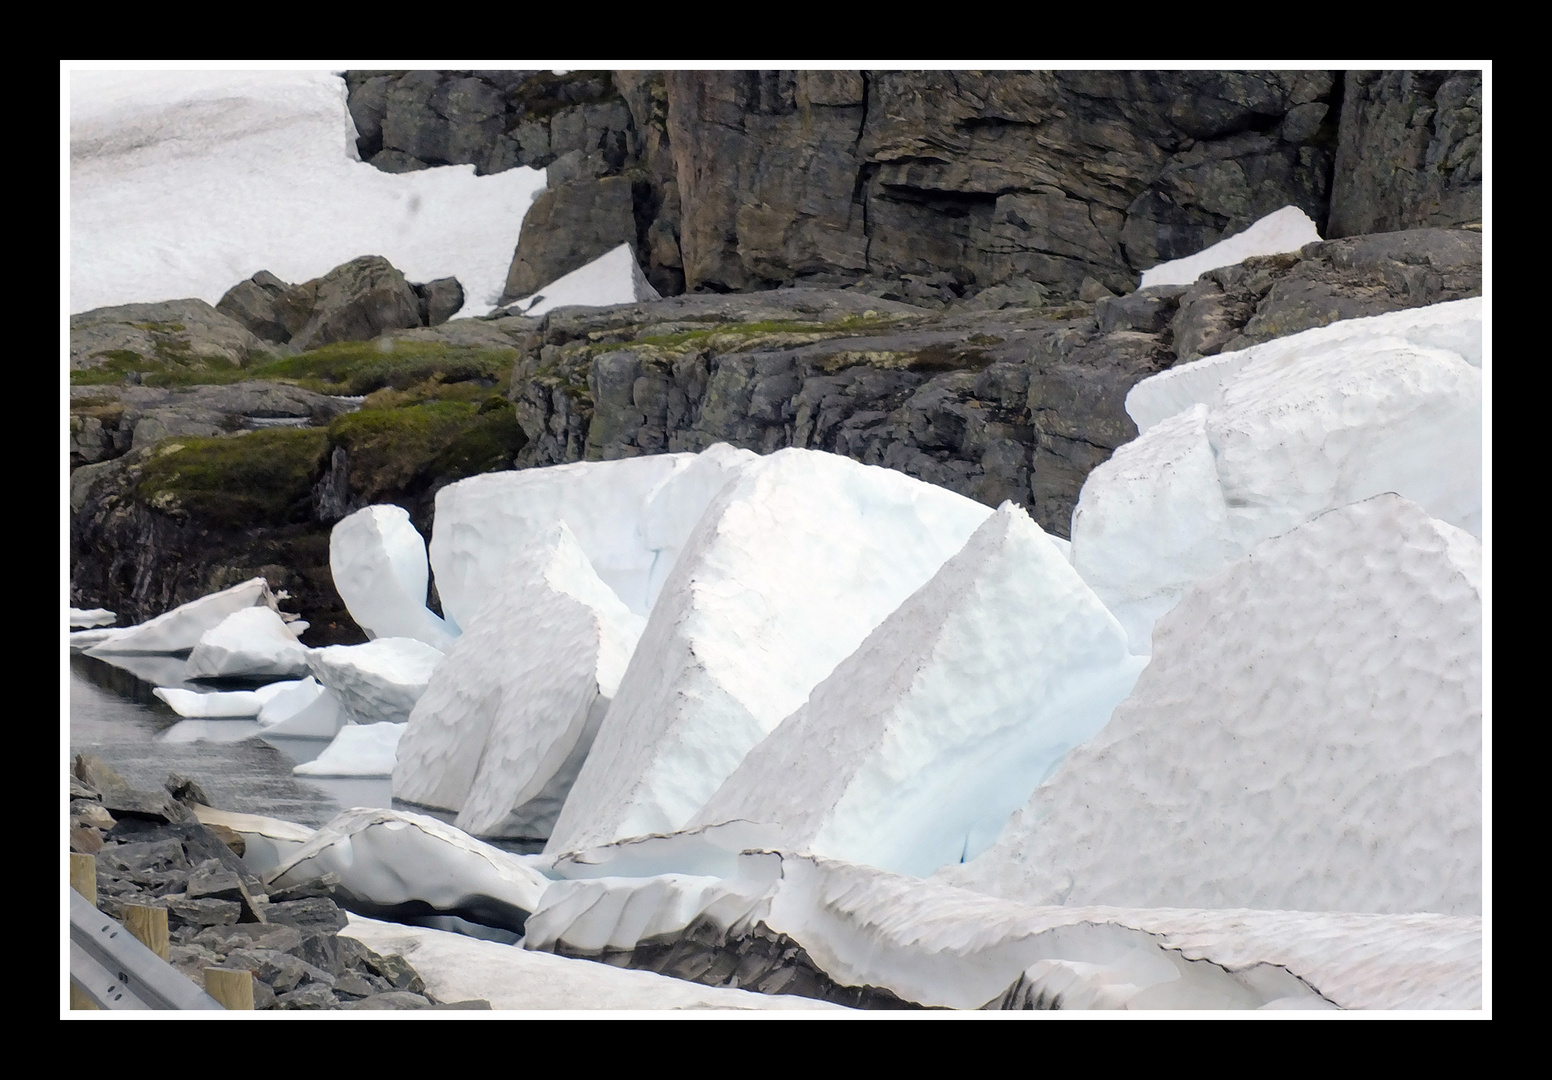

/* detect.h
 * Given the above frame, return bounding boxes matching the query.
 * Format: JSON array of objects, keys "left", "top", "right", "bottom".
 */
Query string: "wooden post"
[
  {"left": 69, "top": 852, "right": 96, "bottom": 905},
  {"left": 69, "top": 852, "right": 99, "bottom": 1010},
  {"left": 204, "top": 968, "right": 253, "bottom": 1010},
  {"left": 123, "top": 904, "right": 170, "bottom": 961}
]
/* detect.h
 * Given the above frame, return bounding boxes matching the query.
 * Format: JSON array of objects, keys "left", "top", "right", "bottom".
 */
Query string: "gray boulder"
[
  {"left": 499, "top": 175, "right": 637, "bottom": 303},
  {"left": 273, "top": 256, "right": 425, "bottom": 350},
  {"left": 70, "top": 299, "right": 267, "bottom": 372},
  {"left": 216, "top": 271, "right": 292, "bottom": 343}
]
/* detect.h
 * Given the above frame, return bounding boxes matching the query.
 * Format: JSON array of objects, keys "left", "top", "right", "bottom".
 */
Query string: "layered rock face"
[{"left": 345, "top": 70, "right": 1482, "bottom": 303}]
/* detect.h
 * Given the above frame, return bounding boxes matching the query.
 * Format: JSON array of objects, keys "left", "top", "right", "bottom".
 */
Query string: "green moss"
[
  {"left": 135, "top": 428, "right": 330, "bottom": 528},
  {"left": 328, "top": 399, "right": 527, "bottom": 503},
  {"left": 246, "top": 340, "right": 518, "bottom": 396},
  {"left": 585, "top": 314, "right": 909, "bottom": 357}
]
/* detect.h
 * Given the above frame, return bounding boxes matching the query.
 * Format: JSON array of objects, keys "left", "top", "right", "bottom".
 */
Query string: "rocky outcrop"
[
  {"left": 1329, "top": 71, "right": 1483, "bottom": 237},
  {"left": 71, "top": 300, "right": 268, "bottom": 372},
  {"left": 345, "top": 69, "right": 1480, "bottom": 304},
  {"left": 497, "top": 227, "right": 1480, "bottom": 537}
]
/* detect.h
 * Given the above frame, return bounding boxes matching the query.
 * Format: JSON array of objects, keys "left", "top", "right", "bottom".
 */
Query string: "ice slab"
[
  {"left": 267, "top": 807, "right": 551, "bottom": 934},
  {"left": 692, "top": 503, "right": 1145, "bottom": 876},
  {"left": 505, "top": 242, "right": 662, "bottom": 319},
  {"left": 294, "top": 722, "right": 404, "bottom": 777},
  {"left": 84, "top": 577, "right": 272, "bottom": 656},
  {"left": 1125, "top": 297, "right": 1484, "bottom": 435},
  {"left": 395, "top": 522, "right": 646, "bottom": 838},
  {"left": 1138, "top": 205, "right": 1321, "bottom": 289},
  {"left": 305, "top": 638, "right": 444, "bottom": 724},
  {"left": 952, "top": 495, "right": 1483, "bottom": 917},
  {"left": 190, "top": 805, "right": 317, "bottom": 876},
  {"left": 70, "top": 70, "right": 546, "bottom": 317},
  {"left": 70, "top": 607, "right": 116, "bottom": 628},
  {"left": 1073, "top": 325, "right": 1482, "bottom": 651},
  {"left": 340, "top": 915, "right": 852, "bottom": 1011},
  {"left": 261, "top": 681, "right": 346, "bottom": 738},
  {"left": 183, "top": 606, "right": 312, "bottom": 679},
  {"left": 153, "top": 679, "right": 302, "bottom": 718},
  {"left": 330, "top": 505, "right": 455, "bottom": 650},
  {"left": 546, "top": 448, "right": 994, "bottom": 852},
  {"left": 549, "top": 821, "right": 783, "bottom": 882}
]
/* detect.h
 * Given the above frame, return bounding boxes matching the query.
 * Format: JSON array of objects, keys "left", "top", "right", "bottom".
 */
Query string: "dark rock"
[
  {"left": 185, "top": 858, "right": 267, "bottom": 922},
  {"left": 216, "top": 272, "right": 292, "bottom": 343},
  {"left": 194, "top": 922, "right": 304, "bottom": 955},
  {"left": 1329, "top": 71, "right": 1482, "bottom": 236},
  {"left": 265, "top": 897, "right": 349, "bottom": 934},
  {"left": 268, "top": 872, "right": 344, "bottom": 904},
  {"left": 164, "top": 773, "right": 211, "bottom": 807},
  {"left": 1095, "top": 284, "right": 1189, "bottom": 334},
  {"left": 500, "top": 176, "right": 637, "bottom": 302},
  {"left": 343, "top": 991, "right": 432, "bottom": 1010},
  {"left": 165, "top": 896, "right": 242, "bottom": 928},
  {"left": 70, "top": 300, "right": 269, "bottom": 372},
  {"left": 429, "top": 999, "right": 493, "bottom": 1010},
  {"left": 413, "top": 277, "right": 465, "bottom": 326},
  {"left": 70, "top": 826, "right": 106, "bottom": 854},
  {"left": 360, "top": 948, "right": 426, "bottom": 994},
  {"left": 274, "top": 984, "right": 339, "bottom": 1009},
  {"left": 274, "top": 256, "right": 425, "bottom": 350},
  {"left": 223, "top": 948, "right": 334, "bottom": 994}
]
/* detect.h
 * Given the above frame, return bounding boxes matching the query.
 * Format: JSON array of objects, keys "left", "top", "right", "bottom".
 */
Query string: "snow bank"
[
  {"left": 304, "top": 638, "right": 444, "bottom": 724},
  {"left": 951, "top": 495, "right": 1482, "bottom": 917},
  {"left": 183, "top": 606, "right": 311, "bottom": 679},
  {"left": 505, "top": 242, "right": 662, "bottom": 318},
  {"left": 70, "top": 69, "right": 545, "bottom": 316},
  {"left": 394, "top": 522, "right": 645, "bottom": 838},
  {"left": 330, "top": 505, "right": 455, "bottom": 650},
  {"left": 691, "top": 503, "right": 1145, "bottom": 876},
  {"left": 1138, "top": 205, "right": 1321, "bottom": 289},
  {"left": 546, "top": 448, "right": 994, "bottom": 852},
  {"left": 84, "top": 577, "right": 271, "bottom": 656}
]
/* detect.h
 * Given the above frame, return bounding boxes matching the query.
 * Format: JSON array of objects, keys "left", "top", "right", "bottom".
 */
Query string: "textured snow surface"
[
  {"left": 1138, "top": 205, "right": 1321, "bottom": 289},
  {"left": 430, "top": 453, "right": 696, "bottom": 625},
  {"left": 1126, "top": 298, "right": 1485, "bottom": 435},
  {"left": 330, "top": 505, "right": 455, "bottom": 650},
  {"left": 294, "top": 722, "right": 404, "bottom": 777},
  {"left": 341, "top": 915, "right": 851, "bottom": 1011},
  {"left": 183, "top": 606, "right": 311, "bottom": 679},
  {"left": 268, "top": 807, "right": 550, "bottom": 923},
  {"left": 692, "top": 503, "right": 1145, "bottom": 876},
  {"left": 84, "top": 577, "right": 271, "bottom": 656},
  {"left": 523, "top": 850, "right": 1479, "bottom": 1009},
  {"left": 548, "top": 821, "right": 783, "bottom": 882},
  {"left": 950, "top": 495, "right": 1483, "bottom": 916},
  {"left": 394, "top": 523, "right": 646, "bottom": 838},
  {"left": 69, "top": 69, "right": 545, "bottom": 315},
  {"left": 506, "top": 242, "right": 663, "bottom": 318},
  {"left": 1073, "top": 305, "right": 1482, "bottom": 651},
  {"left": 546, "top": 449, "right": 994, "bottom": 852},
  {"left": 304, "top": 638, "right": 444, "bottom": 724},
  {"left": 70, "top": 608, "right": 116, "bottom": 628}
]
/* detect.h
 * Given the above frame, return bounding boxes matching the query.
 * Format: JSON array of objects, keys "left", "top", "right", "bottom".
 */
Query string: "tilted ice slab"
[
  {"left": 183, "top": 606, "right": 311, "bottom": 679},
  {"left": 430, "top": 444, "right": 758, "bottom": 626},
  {"left": 70, "top": 607, "right": 116, "bottom": 628},
  {"left": 691, "top": 503, "right": 1145, "bottom": 877},
  {"left": 394, "top": 522, "right": 646, "bottom": 838},
  {"left": 84, "top": 577, "right": 273, "bottom": 656},
  {"left": 294, "top": 722, "right": 404, "bottom": 777},
  {"left": 266, "top": 807, "right": 552, "bottom": 934},
  {"left": 341, "top": 915, "right": 851, "bottom": 1011},
  {"left": 190, "top": 805, "right": 317, "bottom": 877},
  {"left": 260, "top": 680, "right": 347, "bottom": 738},
  {"left": 153, "top": 679, "right": 304, "bottom": 719},
  {"left": 304, "top": 638, "right": 444, "bottom": 724},
  {"left": 1138, "top": 205, "right": 1321, "bottom": 289},
  {"left": 1125, "top": 297, "right": 1484, "bottom": 435},
  {"left": 330, "top": 505, "right": 455, "bottom": 650},
  {"left": 1072, "top": 326, "right": 1482, "bottom": 651},
  {"left": 505, "top": 242, "right": 663, "bottom": 319},
  {"left": 951, "top": 495, "right": 1482, "bottom": 917},
  {"left": 546, "top": 448, "right": 994, "bottom": 853},
  {"left": 523, "top": 850, "right": 1480, "bottom": 1009}
]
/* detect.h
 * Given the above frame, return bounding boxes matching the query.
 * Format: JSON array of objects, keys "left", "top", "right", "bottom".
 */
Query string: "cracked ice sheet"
[
  {"left": 69, "top": 68, "right": 546, "bottom": 315},
  {"left": 338, "top": 915, "right": 853, "bottom": 1012}
]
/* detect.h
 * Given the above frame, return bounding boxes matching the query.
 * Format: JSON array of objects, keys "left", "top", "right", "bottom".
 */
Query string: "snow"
[
  {"left": 430, "top": 452, "right": 694, "bottom": 625},
  {"left": 505, "top": 242, "right": 663, "bottom": 318},
  {"left": 70, "top": 608, "right": 115, "bottom": 628},
  {"left": 548, "top": 820, "right": 782, "bottom": 882},
  {"left": 340, "top": 915, "right": 851, "bottom": 1011},
  {"left": 69, "top": 69, "right": 546, "bottom": 316},
  {"left": 183, "top": 606, "right": 312, "bottom": 679},
  {"left": 948, "top": 495, "right": 1482, "bottom": 917},
  {"left": 267, "top": 807, "right": 552, "bottom": 933},
  {"left": 304, "top": 638, "right": 445, "bottom": 724},
  {"left": 1138, "top": 205, "right": 1322, "bottom": 289},
  {"left": 83, "top": 577, "right": 271, "bottom": 656},
  {"left": 293, "top": 722, "right": 404, "bottom": 777},
  {"left": 691, "top": 503, "right": 1146, "bottom": 876},
  {"left": 393, "top": 522, "right": 646, "bottom": 838},
  {"left": 260, "top": 681, "right": 347, "bottom": 738},
  {"left": 545, "top": 448, "right": 994, "bottom": 853},
  {"left": 153, "top": 679, "right": 300, "bottom": 719},
  {"left": 1071, "top": 302, "right": 1483, "bottom": 652},
  {"left": 329, "top": 505, "right": 455, "bottom": 650}
]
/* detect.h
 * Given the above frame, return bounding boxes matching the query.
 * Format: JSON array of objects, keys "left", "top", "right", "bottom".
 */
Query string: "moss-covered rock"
[
  {"left": 327, "top": 398, "right": 527, "bottom": 506},
  {"left": 133, "top": 428, "right": 331, "bottom": 529}
]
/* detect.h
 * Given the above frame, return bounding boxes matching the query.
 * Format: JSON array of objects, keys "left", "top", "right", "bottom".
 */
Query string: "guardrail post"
[
  {"left": 124, "top": 905, "right": 170, "bottom": 962},
  {"left": 204, "top": 968, "right": 254, "bottom": 1010},
  {"left": 69, "top": 852, "right": 98, "bottom": 1011}
]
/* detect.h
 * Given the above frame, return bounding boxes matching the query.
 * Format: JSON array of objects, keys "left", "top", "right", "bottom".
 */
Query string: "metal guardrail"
[{"left": 69, "top": 891, "right": 224, "bottom": 1010}]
